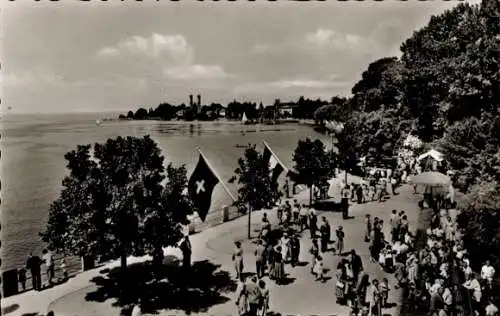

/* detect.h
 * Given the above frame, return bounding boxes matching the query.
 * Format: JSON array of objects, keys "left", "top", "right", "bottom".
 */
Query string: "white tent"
[
  {"left": 417, "top": 149, "right": 444, "bottom": 162},
  {"left": 403, "top": 134, "right": 423, "bottom": 149}
]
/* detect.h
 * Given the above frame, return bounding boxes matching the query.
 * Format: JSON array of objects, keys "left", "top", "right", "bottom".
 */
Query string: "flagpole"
[
  {"left": 262, "top": 141, "right": 289, "bottom": 173},
  {"left": 196, "top": 147, "right": 237, "bottom": 202}
]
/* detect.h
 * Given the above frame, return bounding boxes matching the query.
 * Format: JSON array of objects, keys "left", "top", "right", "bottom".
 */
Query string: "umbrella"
[{"left": 409, "top": 171, "right": 451, "bottom": 186}]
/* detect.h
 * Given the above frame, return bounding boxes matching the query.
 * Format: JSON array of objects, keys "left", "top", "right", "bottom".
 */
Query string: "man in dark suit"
[
  {"left": 26, "top": 253, "right": 42, "bottom": 291},
  {"left": 180, "top": 236, "right": 192, "bottom": 272},
  {"left": 349, "top": 249, "right": 363, "bottom": 283}
]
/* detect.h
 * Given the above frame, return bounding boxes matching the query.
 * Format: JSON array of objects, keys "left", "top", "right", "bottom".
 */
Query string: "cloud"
[
  {"left": 95, "top": 33, "right": 229, "bottom": 80},
  {"left": 0, "top": 70, "right": 66, "bottom": 87},
  {"left": 269, "top": 79, "right": 347, "bottom": 89},
  {"left": 96, "top": 33, "right": 192, "bottom": 64},
  {"left": 96, "top": 47, "right": 120, "bottom": 57},
  {"left": 163, "top": 64, "right": 228, "bottom": 80},
  {"left": 235, "top": 77, "right": 349, "bottom": 94},
  {"left": 306, "top": 28, "right": 373, "bottom": 51}
]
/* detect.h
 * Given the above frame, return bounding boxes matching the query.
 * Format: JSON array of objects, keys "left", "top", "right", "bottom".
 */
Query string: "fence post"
[
  {"left": 81, "top": 256, "right": 95, "bottom": 271},
  {"left": 222, "top": 205, "right": 229, "bottom": 222}
]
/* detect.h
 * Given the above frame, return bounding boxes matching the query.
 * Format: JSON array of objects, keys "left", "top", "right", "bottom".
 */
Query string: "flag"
[
  {"left": 263, "top": 143, "right": 285, "bottom": 183},
  {"left": 188, "top": 154, "right": 219, "bottom": 222}
]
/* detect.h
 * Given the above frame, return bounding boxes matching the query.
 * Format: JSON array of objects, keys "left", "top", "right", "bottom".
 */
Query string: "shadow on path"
[
  {"left": 2, "top": 304, "right": 20, "bottom": 315},
  {"left": 85, "top": 259, "right": 238, "bottom": 315}
]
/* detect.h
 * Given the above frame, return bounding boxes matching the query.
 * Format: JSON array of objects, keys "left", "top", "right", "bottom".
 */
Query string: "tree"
[
  {"left": 134, "top": 108, "right": 148, "bottom": 120},
  {"left": 351, "top": 57, "right": 404, "bottom": 112},
  {"left": 292, "top": 138, "right": 333, "bottom": 205},
  {"left": 457, "top": 181, "right": 500, "bottom": 271},
  {"left": 229, "top": 144, "right": 281, "bottom": 238},
  {"left": 40, "top": 136, "right": 190, "bottom": 272}
]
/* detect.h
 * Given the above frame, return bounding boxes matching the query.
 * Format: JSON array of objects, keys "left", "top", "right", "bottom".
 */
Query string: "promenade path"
[{"left": 1, "top": 173, "right": 421, "bottom": 316}]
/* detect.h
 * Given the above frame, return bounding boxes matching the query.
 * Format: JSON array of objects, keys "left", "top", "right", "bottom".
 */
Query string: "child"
[
  {"left": 364, "top": 214, "right": 372, "bottom": 242},
  {"left": 61, "top": 259, "right": 68, "bottom": 281},
  {"left": 380, "top": 278, "right": 389, "bottom": 308},
  {"left": 336, "top": 226, "right": 345, "bottom": 255},
  {"left": 18, "top": 268, "right": 27, "bottom": 291},
  {"left": 313, "top": 254, "right": 324, "bottom": 282}
]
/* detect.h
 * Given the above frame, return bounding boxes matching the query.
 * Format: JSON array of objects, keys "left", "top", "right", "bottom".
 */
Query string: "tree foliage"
[
  {"left": 292, "top": 138, "right": 333, "bottom": 194},
  {"left": 457, "top": 181, "right": 500, "bottom": 270},
  {"left": 229, "top": 144, "right": 281, "bottom": 211},
  {"left": 40, "top": 136, "right": 191, "bottom": 270}
]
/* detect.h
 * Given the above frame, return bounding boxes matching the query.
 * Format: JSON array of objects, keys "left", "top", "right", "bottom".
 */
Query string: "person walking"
[
  {"left": 336, "top": 226, "right": 345, "bottom": 256},
  {"left": 320, "top": 216, "right": 331, "bottom": 253},
  {"left": 369, "top": 279, "right": 382, "bottom": 316},
  {"left": 356, "top": 185, "right": 363, "bottom": 204},
  {"left": 255, "top": 239, "right": 266, "bottom": 279},
  {"left": 313, "top": 254, "right": 325, "bottom": 282},
  {"left": 349, "top": 249, "right": 364, "bottom": 283},
  {"left": 299, "top": 204, "right": 308, "bottom": 232},
  {"left": 26, "top": 253, "right": 42, "bottom": 291},
  {"left": 309, "top": 239, "right": 319, "bottom": 275},
  {"left": 237, "top": 276, "right": 262, "bottom": 316},
  {"left": 356, "top": 273, "right": 370, "bottom": 307},
  {"left": 309, "top": 207, "right": 318, "bottom": 239},
  {"left": 389, "top": 210, "right": 401, "bottom": 244},
  {"left": 258, "top": 280, "right": 270, "bottom": 316},
  {"left": 341, "top": 185, "right": 350, "bottom": 219},
  {"left": 290, "top": 234, "right": 300, "bottom": 267},
  {"left": 274, "top": 246, "right": 285, "bottom": 285},
  {"left": 233, "top": 241, "right": 244, "bottom": 281},
  {"left": 236, "top": 277, "right": 248, "bottom": 316},
  {"left": 277, "top": 201, "right": 284, "bottom": 225},
  {"left": 365, "top": 214, "right": 372, "bottom": 242},
  {"left": 180, "top": 236, "right": 192, "bottom": 272},
  {"left": 42, "top": 249, "right": 55, "bottom": 287}
]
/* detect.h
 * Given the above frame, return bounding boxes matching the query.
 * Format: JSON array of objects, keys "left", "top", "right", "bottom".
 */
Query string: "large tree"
[
  {"left": 40, "top": 135, "right": 191, "bottom": 271},
  {"left": 292, "top": 138, "right": 333, "bottom": 205},
  {"left": 457, "top": 181, "right": 500, "bottom": 271},
  {"left": 229, "top": 144, "right": 281, "bottom": 238}
]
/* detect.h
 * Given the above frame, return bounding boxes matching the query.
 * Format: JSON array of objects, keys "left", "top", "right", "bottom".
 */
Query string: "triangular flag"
[{"left": 188, "top": 154, "right": 219, "bottom": 222}]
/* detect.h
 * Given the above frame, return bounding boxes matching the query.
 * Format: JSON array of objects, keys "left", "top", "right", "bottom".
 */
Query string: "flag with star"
[
  {"left": 263, "top": 142, "right": 285, "bottom": 183},
  {"left": 188, "top": 154, "right": 219, "bottom": 222}
]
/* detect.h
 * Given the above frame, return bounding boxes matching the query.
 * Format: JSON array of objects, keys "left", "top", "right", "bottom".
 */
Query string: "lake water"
[{"left": 0, "top": 113, "right": 329, "bottom": 271}]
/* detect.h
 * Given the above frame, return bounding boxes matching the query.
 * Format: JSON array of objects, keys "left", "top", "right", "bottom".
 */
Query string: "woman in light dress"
[
  {"left": 235, "top": 277, "right": 248, "bottom": 316},
  {"left": 280, "top": 233, "right": 291, "bottom": 263},
  {"left": 233, "top": 241, "right": 244, "bottom": 281}
]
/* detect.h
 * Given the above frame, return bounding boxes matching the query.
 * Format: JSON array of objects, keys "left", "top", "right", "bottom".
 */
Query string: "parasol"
[{"left": 409, "top": 171, "right": 451, "bottom": 186}]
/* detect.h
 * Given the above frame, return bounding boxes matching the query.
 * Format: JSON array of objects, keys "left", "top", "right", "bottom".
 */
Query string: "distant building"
[{"left": 277, "top": 102, "right": 298, "bottom": 117}]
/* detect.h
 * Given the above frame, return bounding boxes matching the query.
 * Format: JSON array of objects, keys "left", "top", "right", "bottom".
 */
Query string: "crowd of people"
[
  {"left": 232, "top": 187, "right": 407, "bottom": 316},
  {"left": 390, "top": 199, "right": 498, "bottom": 316}
]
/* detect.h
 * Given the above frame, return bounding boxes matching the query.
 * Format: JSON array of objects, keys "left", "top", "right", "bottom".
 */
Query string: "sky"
[{"left": 0, "top": 1, "right": 477, "bottom": 114}]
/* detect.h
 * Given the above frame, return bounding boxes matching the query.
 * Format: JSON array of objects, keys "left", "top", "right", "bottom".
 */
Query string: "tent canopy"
[{"left": 417, "top": 149, "right": 444, "bottom": 162}]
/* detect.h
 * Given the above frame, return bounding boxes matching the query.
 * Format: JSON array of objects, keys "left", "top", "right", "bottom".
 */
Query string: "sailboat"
[{"left": 241, "top": 112, "right": 249, "bottom": 125}]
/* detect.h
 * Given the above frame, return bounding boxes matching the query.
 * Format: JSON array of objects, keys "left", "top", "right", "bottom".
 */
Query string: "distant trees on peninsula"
[{"left": 119, "top": 97, "right": 333, "bottom": 122}]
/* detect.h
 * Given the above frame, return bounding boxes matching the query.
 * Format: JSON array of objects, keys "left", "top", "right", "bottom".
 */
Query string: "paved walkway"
[{"left": 2, "top": 173, "right": 422, "bottom": 316}]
